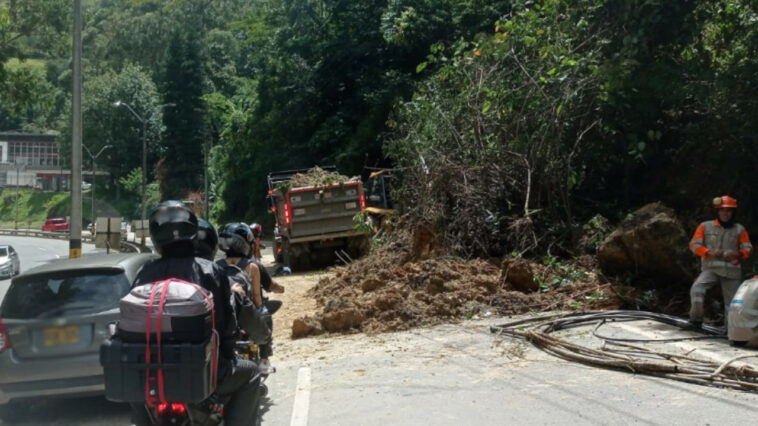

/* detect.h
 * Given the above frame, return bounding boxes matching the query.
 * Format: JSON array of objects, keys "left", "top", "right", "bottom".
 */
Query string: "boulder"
[
  {"left": 597, "top": 202, "right": 694, "bottom": 285},
  {"left": 500, "top": 258, "right": 541, "bottom": 293},
  {"left": 291, "top": 316, "right": 323, "bottom": 338}
]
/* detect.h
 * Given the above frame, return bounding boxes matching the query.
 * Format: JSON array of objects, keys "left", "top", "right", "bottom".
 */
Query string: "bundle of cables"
[{"left": 490, "top": 310, "right": 758, "bottom": 392}]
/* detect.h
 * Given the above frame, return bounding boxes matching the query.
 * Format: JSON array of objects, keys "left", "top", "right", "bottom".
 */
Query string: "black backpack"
[{"left": 217, "top": 259, "right": 271, "bottom": 344}]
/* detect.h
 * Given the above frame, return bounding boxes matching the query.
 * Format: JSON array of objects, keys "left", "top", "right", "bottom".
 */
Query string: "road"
[
  {"left": 0, "top": 235, "right": 98, "bottom": 303},
  {"left": 2, "top": 240, "right": 758, "bottom": 425}
]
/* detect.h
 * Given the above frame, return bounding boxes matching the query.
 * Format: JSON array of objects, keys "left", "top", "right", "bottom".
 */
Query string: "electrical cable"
[{"left": 490, "top": 310, "right": 758, "bottom": 393}]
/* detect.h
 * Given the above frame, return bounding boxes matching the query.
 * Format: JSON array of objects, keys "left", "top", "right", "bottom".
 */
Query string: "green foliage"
[
  {"left": 535, "top": 256, "right": 590, "bottom": 293},
  {"left": 57, "top": 63, "right": 163, "bottom": 185},
  {"left": 353, "top": 211, "right": 373, "bottom": 234},
  {"left": 0, "top": 189, "right": 70, "bottom": 228},
  {"left": 119, "top": 168, "right": 144, "bottom": 195},
  {"left": 160, "top": 30, "right": 207, "bottom": 199}
]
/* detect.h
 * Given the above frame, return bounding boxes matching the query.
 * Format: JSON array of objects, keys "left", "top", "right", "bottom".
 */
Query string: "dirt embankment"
[{"left": 291, "top": 228, "right": 622, "bottom": 338}]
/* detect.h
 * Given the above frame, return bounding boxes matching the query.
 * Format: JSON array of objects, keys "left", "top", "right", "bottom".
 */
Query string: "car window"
[
  {"left": 0, "top": 269, "right": 130, "bottom": 319},
  {"left": 0, "top": 248, "right": 7, "bottom": 257},
  {"left": 9, "top": 246, "right": 15, "bottom": 254}
]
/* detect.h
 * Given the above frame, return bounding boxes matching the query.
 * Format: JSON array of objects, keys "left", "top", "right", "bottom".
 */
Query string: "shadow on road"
[{"left": 1, "top": 396, "right": 130, "bottom": 425}]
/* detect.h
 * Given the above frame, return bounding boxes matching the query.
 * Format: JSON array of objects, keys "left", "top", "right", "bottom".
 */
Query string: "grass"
[
  {"left": 0, "top": 186, "right": 141, "bottom": 230},
  {"left": 0, "top": 189, "right": 70, "bottom": 229}
]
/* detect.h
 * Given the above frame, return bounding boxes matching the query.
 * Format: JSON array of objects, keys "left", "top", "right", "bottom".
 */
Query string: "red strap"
[
  {"left": 155, "top": 280, "right": 172, "bottom": 403},
  {"left": 144, "top": 280, "right": 163, "bottom": 406},
  {"left": 142, "top": 279, "right": 218, "bottom": 404}
]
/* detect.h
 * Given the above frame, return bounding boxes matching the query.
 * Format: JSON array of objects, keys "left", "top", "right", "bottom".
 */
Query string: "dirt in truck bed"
[
  {"left": 287, "top": 166, "right": 360, "bottom": 188},
  {"left": 292, "top": 227, "right": 623, "bottom": 338}
]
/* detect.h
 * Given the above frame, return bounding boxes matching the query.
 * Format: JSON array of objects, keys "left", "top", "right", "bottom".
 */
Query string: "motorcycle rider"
[
  {"left": 131, "top": 201, "right": 260, "bottom": 425},
  {"left": 218, "top": 223, "right": 279, "bottom": 374},
  {"left": 196, "top": 218, "right": 219, "bottom": 261}
]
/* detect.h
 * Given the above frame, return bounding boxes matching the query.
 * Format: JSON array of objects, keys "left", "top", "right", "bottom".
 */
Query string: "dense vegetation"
[{"left": 2, "top": 0, "right": 758, "bottom": 257}]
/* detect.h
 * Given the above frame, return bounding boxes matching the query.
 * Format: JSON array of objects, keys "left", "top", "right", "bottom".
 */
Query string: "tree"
[
  {"left": 160, "top": 30, "right": 207, "bottom": 199},
  {"left": 57, "top": 63, "right": 163, "bottom": 187}
]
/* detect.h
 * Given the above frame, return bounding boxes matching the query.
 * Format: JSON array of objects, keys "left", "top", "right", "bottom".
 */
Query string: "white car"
[{"left": 0, "top": 245, "right": 20, "bottom": 279}]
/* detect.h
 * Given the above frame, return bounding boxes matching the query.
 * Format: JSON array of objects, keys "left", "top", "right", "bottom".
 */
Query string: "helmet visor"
[{"left": 153, "top": 207, "right": 192, "bottom": 226}]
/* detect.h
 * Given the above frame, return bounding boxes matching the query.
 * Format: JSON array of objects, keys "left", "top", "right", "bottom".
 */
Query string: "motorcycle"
[
  {"left": 131, "top": 341, "right": 264, "bottom": 426},
  {"left": 132, "top": 298, "right": 282, "bottom": 426}
]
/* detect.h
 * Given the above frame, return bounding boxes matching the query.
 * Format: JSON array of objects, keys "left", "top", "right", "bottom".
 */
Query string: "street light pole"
[
  {"left": 70, "top": 0, "right": 83, "bottom": 259},
  {"left": 114, "top": 101, "right": 174, "bottom": 245},
  {"left": 83, "top": 145, "right": 113, "bottom": 225}
]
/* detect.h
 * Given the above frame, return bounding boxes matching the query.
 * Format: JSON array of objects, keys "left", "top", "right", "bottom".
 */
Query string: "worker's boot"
[{"left": 684, "top": 319, "right": 703, "bottom": 331}]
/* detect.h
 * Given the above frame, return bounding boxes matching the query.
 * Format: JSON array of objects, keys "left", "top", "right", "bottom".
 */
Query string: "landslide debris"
[
  {"left": 292, "top": 227, "right": 622, "bottom": 338},
  {"left": 286, "top": 166, "right": 360, "bottom": 188}
]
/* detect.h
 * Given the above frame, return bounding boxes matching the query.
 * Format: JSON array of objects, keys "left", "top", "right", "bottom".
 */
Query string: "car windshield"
[
  {"left": 0, "top": 248, "right": 7, "bottom": 257},
  {"left": 0, "top": 269, "right": 130, "bottom": 319}
]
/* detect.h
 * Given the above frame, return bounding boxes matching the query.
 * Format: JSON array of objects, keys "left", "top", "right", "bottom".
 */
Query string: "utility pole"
[
  {"left": 204, "top": 141, "right": 209, "bottom": 218},
  {"left": 14, "top": 166, "right": 20, "bottom": 230},
  {"left": 83, "top": 145, "right": 112, "bottom": 225},
  {"left": 70, "top": 0, "right": 83, "bottom": 258}
]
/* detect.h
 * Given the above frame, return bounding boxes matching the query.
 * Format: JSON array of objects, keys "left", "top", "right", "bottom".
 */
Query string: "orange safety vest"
[{"left": 689, "top": 220, "right": 753, "bottom": 279}]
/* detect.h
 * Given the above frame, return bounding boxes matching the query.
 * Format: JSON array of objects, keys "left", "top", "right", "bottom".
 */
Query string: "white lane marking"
[{"left": 290, "top": 367, "right": 312, "bottom": 426}]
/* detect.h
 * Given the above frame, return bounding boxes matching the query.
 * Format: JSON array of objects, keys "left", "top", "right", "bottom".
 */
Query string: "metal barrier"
[
  {"left": 0, "top": 228, "right": 152, "bottom": 253},
  {"left": 0, "top": 228, "right": 95, "bottom": 243}
]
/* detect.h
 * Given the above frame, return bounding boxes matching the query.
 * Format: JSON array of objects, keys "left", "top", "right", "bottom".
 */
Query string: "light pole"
[
  {"left": 114, "top": 101, "right": 173, "bottom": 244},
  {"left": 113, "top": 101, "right": 147, "bottom": 240},
  {"left": 83, "top": 144, "right": 113, "bottom": 225}
]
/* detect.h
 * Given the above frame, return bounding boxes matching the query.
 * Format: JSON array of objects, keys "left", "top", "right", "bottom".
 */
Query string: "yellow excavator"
[{"left": 364, "top": 168, "right": 399, "bottom": 234}]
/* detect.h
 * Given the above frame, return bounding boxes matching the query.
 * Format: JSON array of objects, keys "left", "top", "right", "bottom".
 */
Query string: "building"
[{"left": 0, "top": 132, "right": 105, "bottom": 191}]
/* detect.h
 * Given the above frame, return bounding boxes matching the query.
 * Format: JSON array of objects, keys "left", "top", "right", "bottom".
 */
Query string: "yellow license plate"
[{"left": 43, "top": 325, "right": 80, "bottom": 346}]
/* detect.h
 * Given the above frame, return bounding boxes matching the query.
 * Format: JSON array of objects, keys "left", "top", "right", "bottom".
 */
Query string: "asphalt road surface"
[
  {"left": 2, "top": 238, "right": 758, "bottom": 425},
  {"left": 2, "top": 316, "right": 757, "bottom": 425},
  {"left": 0, "top": 235, "right": 98, "bottom": 303}
]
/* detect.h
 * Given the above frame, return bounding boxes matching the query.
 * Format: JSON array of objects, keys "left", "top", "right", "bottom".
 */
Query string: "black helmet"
[
  {"left": 149, "top": 200, "right": 198, "bottom": 253},
  {"left": 218, "top": 222, "right": 253, "bottom": 257},
  {"left": 196, "top": 218, "right": 218, "bottom": 260}
]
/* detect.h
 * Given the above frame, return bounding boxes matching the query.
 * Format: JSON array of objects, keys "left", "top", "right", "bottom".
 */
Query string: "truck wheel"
[
  {"left": 347, "top": 236, "right": 370, "bottom": 260},
  {"left": 282, "top": 239, "right": 292, "bottom": 269},
  {"left": 290, "top": 243, "right": 312, "bottom": 271},
  {"left": 273, "top": 239, "right": 283, "bottom": 263}
]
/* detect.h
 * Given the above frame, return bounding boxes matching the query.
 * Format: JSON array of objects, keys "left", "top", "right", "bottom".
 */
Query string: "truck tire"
[
  {"left": 283, "top": 240, "right": 311, "bottom": 271},
  {"left": 273, "top": 238, "right": 283, "bottom": 263},
  {"left": 283, "top": 238, "right": 292, "bottom": 268},
  {"left": 290, "top": 242, "right": 312, "bottom": 271},
  {"left": 347, "top": 235, "right": 370, "bottom": 260}
]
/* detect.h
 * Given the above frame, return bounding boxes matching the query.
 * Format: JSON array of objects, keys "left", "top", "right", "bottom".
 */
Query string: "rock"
[
  {"left": 321, "top": 309, "right": 364, "bottom": 332},
  {"left": 500, "top": 258, "right": 540, "bottom": 293},
  {"left": 597, "top": 202, "right": 694, "bottom": 285},
  {"left": 291, "top": 317, "right": 323, "bottom": 339},
  {"left": 361, "top": 277, "right": 383, "bottom": 292}
]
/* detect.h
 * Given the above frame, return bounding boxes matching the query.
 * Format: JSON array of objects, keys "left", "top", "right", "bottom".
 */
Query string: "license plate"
[{"left": 43, "top": 325, "right": 80, "bottom": 346}]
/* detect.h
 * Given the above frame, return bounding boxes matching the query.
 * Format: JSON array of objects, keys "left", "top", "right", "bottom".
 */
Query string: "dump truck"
[{"left": 267, "top": 167, "right": 370, "bottom": 270}]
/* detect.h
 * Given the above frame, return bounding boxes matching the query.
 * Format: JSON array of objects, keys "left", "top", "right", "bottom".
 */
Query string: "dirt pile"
[
  {"left": 292, "top": 229, "right": 622, "bottom": 338},
  {"left": 287, "top": 166, "right": 360, "bottom": 188}
]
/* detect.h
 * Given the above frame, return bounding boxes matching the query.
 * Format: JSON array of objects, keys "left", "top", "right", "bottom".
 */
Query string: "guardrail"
[
  {"left": 0, "top": 228, "right": 95, "bottom": 243},
  {"left": 0, "top": 228, "right": 153, "bottom": 254}
]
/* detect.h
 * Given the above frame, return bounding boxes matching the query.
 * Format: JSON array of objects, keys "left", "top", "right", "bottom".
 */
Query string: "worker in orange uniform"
[{"left": 688, "top": 195, "right": 753, "bottom": 328}]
